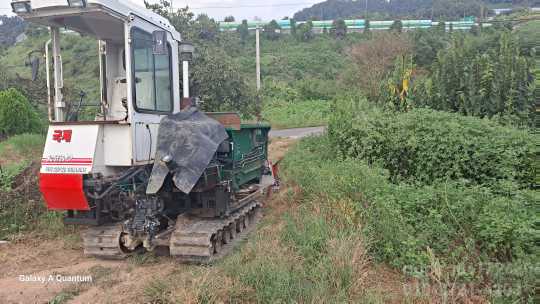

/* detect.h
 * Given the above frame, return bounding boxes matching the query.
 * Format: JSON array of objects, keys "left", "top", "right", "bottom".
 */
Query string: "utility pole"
[
  {"left": 365, "top": 0, "right": 368, "bottom": 19},
  {"left": 255, "top": 26, "right": 261, "bottom": 91}
]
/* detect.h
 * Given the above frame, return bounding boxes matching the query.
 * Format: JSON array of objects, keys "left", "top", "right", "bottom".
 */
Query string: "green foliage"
[
  {"left": 296, "top": 21, "right": 314, "bottom": 42},
  {"left": 191, "top": 45, "right": 256, "bottom": 116},
  {"left": 412, "top": 27, "right": 449, "bottom": 67},
  {"left": 0, "top": 161, "right": 28, "bottom": 192},
  {"left": 0, "top": 27, "right": 100, "bottom": 112},
  {"left": 293, "top": 0, "right": 488, "bottom": 21},
  {"left": 331, "top": 19, "right": 347, "bottom": 39},
  {"left": 263, "top": 20, "right": 281, "bottom": 41},
  {"left": 261, "top": 99, "right": 329, "bottom": 129},
  {"left": 0, "top": 88, "right": 41, "bottom": 138},
  {"left": 414, "top": 31, "right": 535, "bottom": 124},
  {"left": 282, "top": 214, "right": 331, "bottom": 263},
  {"left": 282, "top": 131, "right": 537, "bottom": 302},
  {"left": 223, "top": 202, "right": 369, "bottom": 303},
  {"left": 0, "top": 133, "right": 44, "bottom": 157},
  {"left": 236, "top": 20, "right": 249, "bottom": 44},
  {"left": 329, "top": 104, "right": 535, "bottom": 190},
  {"left": 0, "top": 133, "right": 47, "bottom": 239},
  {"left": 143, "top": 278, "right": 172, "bottom": 304},
  {"left": 390, "top": 20, "right": 403, "bottom": 33},
  {"left": 382, "top": 54, "right": 414, "bottom": 111},
  {"left": 49, "top": 290, "right": 79, "bottom": 304}
]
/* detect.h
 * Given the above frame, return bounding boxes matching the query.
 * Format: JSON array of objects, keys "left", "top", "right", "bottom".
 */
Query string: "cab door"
[{"left": 125, "top": 14, "right": 180, "bottom": 164}]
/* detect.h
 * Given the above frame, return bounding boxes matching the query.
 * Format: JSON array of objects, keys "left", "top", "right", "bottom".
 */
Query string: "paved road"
[{"left": 269, "top": 126, "right": 326, "bottom": 139}]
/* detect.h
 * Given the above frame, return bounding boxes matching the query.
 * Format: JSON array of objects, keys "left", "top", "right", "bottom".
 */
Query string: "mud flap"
[{"left": 39, "top": 173, "right": 90, "bottom": 210}]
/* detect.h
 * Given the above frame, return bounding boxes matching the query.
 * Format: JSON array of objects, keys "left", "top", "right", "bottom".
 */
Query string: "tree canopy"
[{"left": 293, "top": 0, "right": 528, "bottom": 21}]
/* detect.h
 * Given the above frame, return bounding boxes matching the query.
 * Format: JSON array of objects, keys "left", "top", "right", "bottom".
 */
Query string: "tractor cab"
[
  {"left": 12, "top": 0, "right": 192, "bottom": 174},
  {"left": 11, "top": 1, "right": 275, "bottom": 261}
]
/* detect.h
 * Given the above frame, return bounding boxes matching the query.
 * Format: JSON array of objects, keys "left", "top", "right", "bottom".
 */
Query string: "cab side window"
[{"left": 132, "top": 28, "right": 172, "bottom": 113}]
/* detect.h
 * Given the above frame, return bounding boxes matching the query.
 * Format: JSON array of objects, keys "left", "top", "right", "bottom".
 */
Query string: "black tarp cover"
[{"left": 146, "top": 107, "right": 228, "bottom": 194}]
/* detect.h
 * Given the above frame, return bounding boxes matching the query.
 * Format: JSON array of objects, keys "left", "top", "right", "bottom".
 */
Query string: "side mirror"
[
  {"left": 179, "top": 42, "right": 194, "bottom": 62},
  {"left": 152, "top": 31, "right": 167, "bottom": 55}
]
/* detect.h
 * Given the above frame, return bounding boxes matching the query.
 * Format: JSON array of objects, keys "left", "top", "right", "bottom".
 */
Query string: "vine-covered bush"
[
  {"left": 0, "top": 88, "right": 41, "bottom": 138},
  {"left": 328, "top": 101, "right": 535, "bottom": 190}
]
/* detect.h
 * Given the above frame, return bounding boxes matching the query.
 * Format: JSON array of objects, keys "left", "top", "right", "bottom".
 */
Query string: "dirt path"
[{"left": 0, "top": 138, "right": 298, "bottom": 304}]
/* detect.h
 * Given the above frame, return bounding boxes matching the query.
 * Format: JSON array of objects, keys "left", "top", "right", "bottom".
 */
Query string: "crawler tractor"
[{"left": 12, "top": 0, "right": 274, "bottom": 262}]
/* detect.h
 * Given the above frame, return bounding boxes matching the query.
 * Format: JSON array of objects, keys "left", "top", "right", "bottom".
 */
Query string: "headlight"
[
  {"left": 11, "top": 1, "right": 32, "bottom": 14},
  {"left": 67, "top": 0, "right": 87, "bottom": 8}
]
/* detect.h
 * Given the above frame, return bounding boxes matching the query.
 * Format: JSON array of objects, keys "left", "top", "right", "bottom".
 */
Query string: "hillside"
[
  {"left": 293, "top": 0, "right": 535, "bottom": 21},
  {"left": 0, "top": 16, "right": 26, "bottom": 47},
  {"left": 0, "top": 21, "right": 359, "bottom": 128}
]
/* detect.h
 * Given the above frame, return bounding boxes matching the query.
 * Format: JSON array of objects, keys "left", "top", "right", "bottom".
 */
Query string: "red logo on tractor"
[{"left": 52, "top": 130, "right": 72, "bottom": 143}]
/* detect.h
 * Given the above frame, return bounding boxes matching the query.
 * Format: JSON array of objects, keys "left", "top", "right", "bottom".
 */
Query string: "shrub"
[
  {"left": 281, "top": 136, "right": 537, "bottom": 301},
  {"left": 328, "top": 104, "right": 535, "bottom": 190},
  {"left": 345, "top": 32, "right": 412, "bottom": 102},
  {"left": 0, "top": 88, "right": 41, "bottom": 138}
]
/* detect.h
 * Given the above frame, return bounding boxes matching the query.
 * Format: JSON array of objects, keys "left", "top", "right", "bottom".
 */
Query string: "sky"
[
  {"left": 136, "top": 0, "right": 321, "bottom": 21},
  {"left": 0, "top": 0, "right": 321, "bottom": 21}
]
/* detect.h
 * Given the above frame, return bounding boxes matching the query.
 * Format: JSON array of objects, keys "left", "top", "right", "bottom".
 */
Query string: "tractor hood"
[{"left": 146, "top": 108, "right": 229, "bottom": 194}]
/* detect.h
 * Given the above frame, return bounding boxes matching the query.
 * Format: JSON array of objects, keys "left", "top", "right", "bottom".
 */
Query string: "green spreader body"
[{"left": 222, "top": 123, "right": 271, "bottom": 191}]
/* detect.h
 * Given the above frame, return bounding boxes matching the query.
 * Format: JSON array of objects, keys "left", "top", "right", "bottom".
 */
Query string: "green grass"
[
  {"left": 280, "top": 130, "right": 537, "bottom": 302},
  {"left": 49, "top": 289, "right": 80, "bottom": 304},
  {"left": 261, "top": 99, "right": 330, "bottom": 129},
  {"left": 0, "top": 133, "right": 44, "bottom": 157},
  {"left": 0, "top": 133, "right": 44, "bottom": 191},
  {"left": 0, "top": 133, "right": 51, "bottom": 239},
  {"left": 143, "top": 278, "right": 173, "bottom": 304}
]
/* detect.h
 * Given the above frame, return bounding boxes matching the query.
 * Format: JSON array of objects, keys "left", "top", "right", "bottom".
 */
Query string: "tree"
[
  {"left": 331, "top": 19, "right": 347, "bottom": 39},
  {"left": 415, "top": 32, "right": 535, "bottom": 124},
  {"left": 237, "top": 20, "right": 249, "bottom": 44},
  {"left": 364, "top": 19, "right": 370, "bottom": 34},
  {"left": 194, "top": 14, "right": 219, "bottom": 40},
  {"left": 296, "top": 21, "right": 314, "bottom": 42},
  {"left": 191, "top": 46, "right": 255, "bottom": 115},
  {"left": 224, "top": 16, "right": 235, "bottom": 22},
  {"left": 263, "top": 20, "right": 281, "bottom": 41},
  {"left": 293, "top": 0, "right": 486, "bottom": 21},
  {"left": 346, "top": 32, "right": 413, "bottom": 102},
  {"left": 412, "top": 27, "right": 449, "bottom": 67},
  {"left": 290, "top": 19, "right": 297, "bottom": 36},
  {"left": 390, "top": 20, "right": 403, "bottom": 33},
  {"left": 0, "top": 88, "right": 41, "bottom": 138}
]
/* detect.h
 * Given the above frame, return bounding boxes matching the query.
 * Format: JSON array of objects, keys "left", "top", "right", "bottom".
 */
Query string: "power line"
[{"left": 168, "top": 1, "right": 317, "bottom": 10}]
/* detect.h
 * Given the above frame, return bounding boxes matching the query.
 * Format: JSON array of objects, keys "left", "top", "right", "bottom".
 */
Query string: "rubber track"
[
  {"left": 82, "top": 224, "right": 128, "bottom": 260},
  {"left": 170, "top": 200, "right": 262, "bottom": 263},
  {"left": 82, "top": 201, "right": 264, "bottom": 262}
]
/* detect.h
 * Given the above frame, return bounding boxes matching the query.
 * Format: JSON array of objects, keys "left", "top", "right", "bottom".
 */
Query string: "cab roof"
[{"left": 14, "top": 0, "right": 181, "bottom": 41}]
